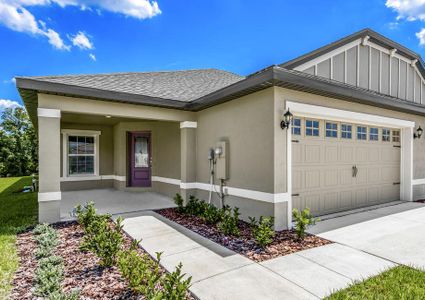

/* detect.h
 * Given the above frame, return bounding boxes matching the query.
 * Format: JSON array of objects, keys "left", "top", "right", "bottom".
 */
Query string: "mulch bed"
[
  {"left": 157, "top": 208, "right": 332, "bottom": 262},
  {"left": 10, "top": 221, "right": 194, "bottom": 300}
]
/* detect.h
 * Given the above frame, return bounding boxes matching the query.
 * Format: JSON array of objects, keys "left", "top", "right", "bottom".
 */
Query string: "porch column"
[
  {"left": 37, "top": 108, "right": 61, "bottom": 223},
  {"left": 180, "top": 121, "right": 197, "bottom": 203}
]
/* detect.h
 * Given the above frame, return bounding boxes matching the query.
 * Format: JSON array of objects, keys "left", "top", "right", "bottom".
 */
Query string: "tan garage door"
[{"left": 292, "top": 117, "right": 401, "bottom": 216}]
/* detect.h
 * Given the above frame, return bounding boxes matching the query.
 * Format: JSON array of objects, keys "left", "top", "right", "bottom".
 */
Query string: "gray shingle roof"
[{"left": 24, "top": 69, "right": 244, "bottom": 102}]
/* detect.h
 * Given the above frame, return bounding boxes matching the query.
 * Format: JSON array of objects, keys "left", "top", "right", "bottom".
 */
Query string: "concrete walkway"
[
  {"left": 120, "top": 211, "right": 400, "bottom": 299},
  {"left": 309, "top": 202, "right": 425, "bottom": 271}
]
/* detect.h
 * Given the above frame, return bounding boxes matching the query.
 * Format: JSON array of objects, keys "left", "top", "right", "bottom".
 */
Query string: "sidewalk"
[{"left": 120, "top": 211, "right": 395, "bottom": 299}]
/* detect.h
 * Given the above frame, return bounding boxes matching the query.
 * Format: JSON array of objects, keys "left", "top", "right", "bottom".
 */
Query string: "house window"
[
  {"left": 357, "top": 126, "right": 367, "bottom": 140},
  {"left": 392, "top": 130, "right": 400, "bottom": 142},
  {"left": 325, "top": 122, "right": 338, "bottom": 138},
  {"left": 382, "top": 128, "right": 391, "bottom": 142},
  {"left": 292, "top": 118, "right": 301, "bottom": 135},
  {"left": 306, "top": 119, "right": 319, "bottom": 136},
  {"left": 62, "top": 130, "right": 100, "bottom": 178},
  {"left": 369, "top": 127, "right": 379, "bottom": 141},
  {"left": 341, "top": 124, "right": 352, "bottom": 139}
]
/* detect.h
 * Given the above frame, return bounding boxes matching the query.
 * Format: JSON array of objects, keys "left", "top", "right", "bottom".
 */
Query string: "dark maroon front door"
[{"left": 128, "top": 132, "right": 151, "bottom": 187}]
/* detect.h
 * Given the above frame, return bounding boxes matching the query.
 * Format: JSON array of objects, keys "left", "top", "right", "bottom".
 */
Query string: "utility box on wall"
[{"left": 215, "top": 141, "right": 228, "bottom": 180}]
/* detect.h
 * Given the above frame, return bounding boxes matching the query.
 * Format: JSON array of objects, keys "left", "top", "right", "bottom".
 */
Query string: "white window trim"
[{"left": 61, "top": 129, "right": 101, "bottom": 179}]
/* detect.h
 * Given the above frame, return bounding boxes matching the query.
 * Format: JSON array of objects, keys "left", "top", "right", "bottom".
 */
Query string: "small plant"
[
  {"left": 32, "top": 224, "right": 79, "bottom": 300},
  {"left": 81, "top": 216, "right": 124, "bottom": 267},
  {"left": 218, "top": 206, "right": 240, "bottom": 236},
  {"left": 249, "top": 216, "right": 275, "bottom": 248},
  {"left": 202, "top": 203, "right": 224, "bottom": 224},
  {"left": 185, "top": 195, "right": 207, "bottom": 216},
  {"left": 75, "top": 201, "right": 110, "bottom": 233},
  {"left": 161, "top": 262, "right": 192, "bottom": 300},
  {"left": 292, "top": 208, "right": 318, "bottom": 240},
  {"left": 118, "top": 248, "right": 163, "bottom": 298},
  {"left": 174, "top": 193, "right": 185, "bottom": 213}
]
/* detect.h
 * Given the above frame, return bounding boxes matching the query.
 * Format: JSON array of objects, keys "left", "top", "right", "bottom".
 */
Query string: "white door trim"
[{"left": 285, "top": 100, "right": 414, "bottom": 222}]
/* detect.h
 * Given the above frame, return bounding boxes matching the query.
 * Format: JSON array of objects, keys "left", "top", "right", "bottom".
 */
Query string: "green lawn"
[
  {"left": 0, "top": 177, "right": 37, "bottom": 299},
  {"left": 327, "top": 266, "right": 425, "bottom": 300}
]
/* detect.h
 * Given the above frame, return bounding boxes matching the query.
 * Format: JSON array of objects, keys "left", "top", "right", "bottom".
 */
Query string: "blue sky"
[{"left": 2, "top": 0, "right": 425, "bottom": 110}]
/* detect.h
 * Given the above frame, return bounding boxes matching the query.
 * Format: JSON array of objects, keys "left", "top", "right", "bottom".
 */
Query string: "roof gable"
[{"left": 281, "top": 29, "right": 425, "bottom": 104}]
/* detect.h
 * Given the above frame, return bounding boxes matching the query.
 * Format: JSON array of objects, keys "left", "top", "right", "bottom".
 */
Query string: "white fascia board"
[
  {"left": 38, "top": 192, "right": 61, "bottom": 202},
  {"left": 37, "top": 108, "right": 61, "bottom": 118},
  {"left": 286, "top": 101, "right": 415, "bottom": 128},
  {"left": 294, "top": 39, "right": 362, "bottom": 71},
  {"left": 180, "top": 121, "right": 197, "bottom": 129}
]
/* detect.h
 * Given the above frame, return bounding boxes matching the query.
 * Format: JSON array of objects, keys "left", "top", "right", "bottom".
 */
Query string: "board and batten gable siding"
[{"left": 294, "top": 39, "right": 425, "bottom": 104}]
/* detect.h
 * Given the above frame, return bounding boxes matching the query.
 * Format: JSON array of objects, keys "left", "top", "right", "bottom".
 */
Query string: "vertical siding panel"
[
  {"left": 359, "top": 45, "right": 369, "bottom": 89},
  {"left": 370, "top": 48, "right": 380, "bottom": 92},
  {"left": 317, "top": 59, "right": 331, "bottom": 78},
  {"left": 381, "top": 53, "right": 390, "bottom": 94},
  {"left": 391, "top": 57, "right": 399, "bottom": 97},
  {"left": 346, "top": 46, "right": 357, "bottom": 86},
  {"left": 407, "top": 66, "right": 415, "bottom": 101},
  {"left": 415, "top": 73, "right": 421, "bottom": 103},
  {"left": 332, "top": 52, "right": 345, "bottom": 82},
  {"left": 399, "top": 61, "right": 407, "bottom": 100}
]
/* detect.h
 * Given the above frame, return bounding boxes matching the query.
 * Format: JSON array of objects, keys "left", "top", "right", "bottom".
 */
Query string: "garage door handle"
[
  {"left": 352, "top": 165, "right": 358, "bottom": 177},
  {"left": 393, "top": 182, "right": 400, "bottom": 185},
  {"left": 292, "top": 193, "right": 300, "bottom": 197}
]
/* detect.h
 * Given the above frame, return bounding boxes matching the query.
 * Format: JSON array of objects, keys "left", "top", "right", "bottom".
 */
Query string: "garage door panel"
[
  {"left": 368, "top": 148, "right": 380, "bottom": 162},
  {"left": 304, "top": 194, "right": 321, "bottom": 214},
  {"left": 324, "top": 169, "right": 339, "bottom": 187},
  {"left": 381, "top": 166, "right": 399, "bottom": 182},
  {"left": 340, "top": 169, "right": 354, "bottom": 185},
  {"left": 340, "top": 146, "right": 355, "bottom": 162},
  {"left": 356, "top": 189, "right": 368, "bottom": 206},
  {"left": 292, "top": 143, "right": 302, "bottom": 164},
  {"left": 356, "top": 147, "right": 369, "bottom": 162},
  {"left": 325, "top": 146, "right": 338, "bottom": 162},
  {"left": 323, "top": 192, "right": 339, "bottom": 212},
  {"left": 305, "top": 145, "right": 321, "bottom": 163},
  {"left": 367, "top": 186, "right": 380, "bottom": 203},
  {"left": 380, "top": 185, "right": 399, "bottom": 202},
  {"left": 340, "top": 190, "right": 354, "bottom": 209},
  {"left": 305, "top": 170, "right": 321, "bottom": 189},
  {"left": 367, "top": 168, "right": 381, "bottom": 183},
  {"left": 292, "top": 170, "right": 302, "bottom": 192},
  {"left": 355, "top": 168, "right": 368, "bottom": 184}
]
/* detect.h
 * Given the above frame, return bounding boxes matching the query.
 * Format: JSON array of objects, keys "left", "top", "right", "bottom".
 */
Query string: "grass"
[
  {"left": 327, "top": 266, "right": 425, "bottom": 300},
  {"left": 0, "top": 177, "right": 37, "bottom": 299}
]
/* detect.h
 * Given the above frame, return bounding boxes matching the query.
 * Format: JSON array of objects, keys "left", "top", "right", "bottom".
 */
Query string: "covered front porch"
[
  {"left": 37, "top": 93, "right": 197, "bottom": 223},
  {"left": 61, "top": 189, "right": 176, "bottom": 220}
]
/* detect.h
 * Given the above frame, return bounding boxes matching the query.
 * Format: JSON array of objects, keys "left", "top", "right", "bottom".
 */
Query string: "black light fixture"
[
  {"left": 414, "top": 126, "right": 423, "bottom": 139},
  {"left": 280, "top": 109, "right": 294, "bottom": 130}
]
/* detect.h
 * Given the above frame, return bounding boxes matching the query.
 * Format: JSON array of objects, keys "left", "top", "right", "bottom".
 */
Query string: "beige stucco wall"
[{"left": 195, "top": 88, "right": 275, "bottom": 193}]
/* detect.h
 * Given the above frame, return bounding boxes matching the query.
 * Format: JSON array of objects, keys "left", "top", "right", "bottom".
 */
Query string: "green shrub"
[
  {"left": 249, "top": 216, "right": 275, "bottom": 248},
  {"left": 202, "top": 203, "right": 224, "bottom": 224},
  {"left": 174, "top": 193, "right": 185, "bottom": 213},
  {"left": 34, "top": 225, "right": 59, "bottom": 259},
  {"left": 185, "top": 195, "right": 207, "bottom": 216},
  {"left": 34, "top": 256, "right": 64, "bottom": 297},
  {"left": 218, "top": 206, "right": 240, "bottom": 236},
  {"left": 161, "top": 262, "right": 192, "bottom": 300},
  {"left": 292, "top": 208, "right": 318, "bottom": 240},
  {"left": 118, "top": 249, "right": 163, "bottom": 298},
  {"left": 80, "top": 216, "right": 124, "bottom": 267},
  {"left": 118, "top": 247, "right": 191, "bottom": 300},
  {"left": 74, "top": 201, "right": 110, "bottom": 232}
]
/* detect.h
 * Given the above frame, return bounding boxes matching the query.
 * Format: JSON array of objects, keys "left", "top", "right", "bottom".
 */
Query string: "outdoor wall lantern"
[
  {"left": 414, "top": 126, "right": 423, "bottom": 139},
  {"left": 280, "top": 108, "right": 293, "bottom": 130}
]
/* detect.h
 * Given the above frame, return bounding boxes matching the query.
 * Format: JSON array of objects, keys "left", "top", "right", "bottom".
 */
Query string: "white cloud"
[
  {"left": 89, "top": 53, "right": 96, "bottom": 61},
  {"left": 3, "top": 78, "right": 16, "bottom": 84},
  {"left": 386, "top": 0, "right": 425, "bottom": 21},
  {"left": 0, "top": 99, "right": 22, "bottom": 111},
  {"left": 416, "top": 28, "right": 425, "bottom": 45},
  {"left": 0, "top": 1, "right": 69, "bottom": 50},
  {"left": 0, "top": 0, "right": 161, "bottom": 51},
  {"left": 69, "top": 31, "right": 93, "bottom": 49}
]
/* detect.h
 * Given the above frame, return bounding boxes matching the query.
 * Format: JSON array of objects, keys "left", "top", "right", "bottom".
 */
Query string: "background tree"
[{"left": 0, "top": 107, "right": 38, "bottom": 177}]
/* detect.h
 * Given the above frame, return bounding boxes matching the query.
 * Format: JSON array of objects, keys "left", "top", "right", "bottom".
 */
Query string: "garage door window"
[
  {"left": 341, "top": 124, "right": 352, "bottom": 139},
  {"left": 382, "top": 129, "right": 391, "bottom": 142},
  {"left": 306, "top": 120, "right": 319, "bottom": 136},
  {"left": 325, "top": 122, "right": 338, "bottom": 138},
  {"left": 392, "top": 130, "right": 400, "bottom": 142},
  {"left": 292, "top": 118, "right": 301, "bottom": 135},
  {"left": 357, "top": 126, "right": 367, "bottom": 140},
  {"left": 369, "top": 128, "right": 379, "bottom": 141}
]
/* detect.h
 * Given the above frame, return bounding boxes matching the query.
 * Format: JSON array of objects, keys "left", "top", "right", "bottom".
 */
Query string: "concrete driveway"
[{"left": 309, "top": 201, "right": 425, "bottom": 270}]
